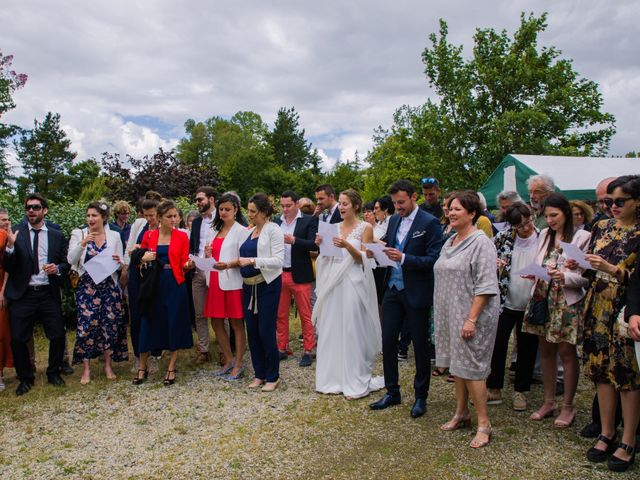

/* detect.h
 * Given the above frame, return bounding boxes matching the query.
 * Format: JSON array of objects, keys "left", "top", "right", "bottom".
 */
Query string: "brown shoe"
[{"left": 194, "top": 352, "right": 210, "bottom": 365}]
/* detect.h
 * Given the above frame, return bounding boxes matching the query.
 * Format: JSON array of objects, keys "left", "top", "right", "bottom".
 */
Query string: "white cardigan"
[
  {"left": 67, "top": 228, "right": 123, "bottom": 284},
  {"left": 204, "top": 222, "right": 251, "bottom": 290},
  {"left": 249, "top": 221, "right": 284, "bottom": 284},
  {"left": 123, "top": 218, "right": 147, "bottom": 266}
]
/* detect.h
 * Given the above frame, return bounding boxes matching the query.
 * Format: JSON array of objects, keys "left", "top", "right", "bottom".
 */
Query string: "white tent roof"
[{"left": 510, "top": 154, "right": 640, "bottom": 190}]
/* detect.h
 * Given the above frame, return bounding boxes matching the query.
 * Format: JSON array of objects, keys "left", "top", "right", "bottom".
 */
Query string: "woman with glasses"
[
  {"left": 522, "top": 193, "right": 590, "bottom": 428},
  {"left": 570, "top": 200, "right": 594, "bottom": 232},
  {"left": 582, "top": 175, "right": 640, "bottom": 471},
  {"left": 487, "top": 202, "right": 540, "bottom": 410}
]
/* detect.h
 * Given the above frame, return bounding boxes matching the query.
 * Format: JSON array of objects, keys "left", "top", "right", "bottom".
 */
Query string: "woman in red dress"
[
  {"left": 204, "top": 194, "right": 250, "bottom": 380},
  {"left": 0, "top": 221, "right": 14, "bottom": 391}
]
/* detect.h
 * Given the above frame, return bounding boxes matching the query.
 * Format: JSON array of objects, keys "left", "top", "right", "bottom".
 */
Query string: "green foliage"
[
  {"left": 367, "top": 12, "right": 616, "bottom": 194},
  {"left": 15, "top": 112, "right": 77, "bottom": 200},
  {"left": 323, "top": 152, "right": 366, "bottom": 198},
  {"left": 267, "top": 107, "right": 322, "bottom": 173}
]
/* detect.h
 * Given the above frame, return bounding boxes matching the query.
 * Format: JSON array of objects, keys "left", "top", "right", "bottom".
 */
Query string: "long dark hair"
[
  {"left": 542, "top": 193, "right": 574, "bottom": 254},
  {"left": 213, "top": 193, "right": 241, "bottom": 231}
]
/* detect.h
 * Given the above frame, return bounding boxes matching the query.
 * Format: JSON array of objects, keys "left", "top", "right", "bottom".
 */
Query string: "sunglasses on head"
[
  {"left": 25, "top": 204, "right": 43, "bottom": 211},
  {"left": 604, "top": 197, "right": 633, "bottom": 208},
  {"left": 421, "top": 177, "right": 439, "bottom": 186}
]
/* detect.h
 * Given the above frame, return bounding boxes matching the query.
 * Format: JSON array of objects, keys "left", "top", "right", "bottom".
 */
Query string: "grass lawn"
[{"left": 0, "top": 322, "right": 636, "bottom": 479}]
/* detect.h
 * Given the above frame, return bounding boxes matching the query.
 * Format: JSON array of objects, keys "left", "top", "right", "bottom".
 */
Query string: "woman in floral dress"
[
  {"left": 68, "top": 202, "right": 128, "bottom": 384},
  {"left": 582, "top": 175, "right": 640, "bottom": 472}
]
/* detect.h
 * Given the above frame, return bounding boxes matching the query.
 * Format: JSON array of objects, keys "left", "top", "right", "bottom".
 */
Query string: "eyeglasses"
[
  {"left": 515, "top": 218, "right": 533, "bottom": 231},
  {"left": 421, "top": 177, "right": 439, "bottom": 186},
  {"left": 25, "top": 204, "right": 43, "bottom": 211},
  {"left": 604, "top": 197, "right": 633, "bottom": 208}
]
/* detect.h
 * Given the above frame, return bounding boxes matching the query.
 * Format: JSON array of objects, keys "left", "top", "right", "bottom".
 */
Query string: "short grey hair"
[
  {"left": 496, "top": 190, "right": 522, "bottom": 204},
  {"left": 526, "top": 174, "right": 555, "bottom": 192},
  {"left": 0, "top": 208, "right": 7, "bottom": 215}
]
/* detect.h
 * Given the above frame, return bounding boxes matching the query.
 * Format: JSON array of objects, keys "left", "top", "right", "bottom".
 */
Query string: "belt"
[
  {"left": 163, "top": 264, "right": 172, "bottom": 270},
  {"left": 28, "top": 284, "right": 50, "bottom": 291},
  {"left": 243, "top": 273, "right": 266, "bottom": 314},
  {"left": 282, "top": 267, "right": 292, "bottom": 272}
]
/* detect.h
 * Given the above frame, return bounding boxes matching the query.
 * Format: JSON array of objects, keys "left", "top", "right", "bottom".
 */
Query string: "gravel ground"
[{"left": 0, "top": 327, "right": 637, "bottom": 479}]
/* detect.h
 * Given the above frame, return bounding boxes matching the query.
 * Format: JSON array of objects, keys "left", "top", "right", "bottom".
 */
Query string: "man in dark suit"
[
  {"left": 3, "top": 193, "right": 70, "bottom": 395},
  {"left": 188, "top": 186, "right": 218, "bottom": 364},
  {"left": 370, "top": 179, "right": 442, "bottom": 418},
  {"left": 314, "top": 184, "right": 341, "bottom": 224},
  {"left": 275, "top": 191, "right": 319, "bottom": 367}
]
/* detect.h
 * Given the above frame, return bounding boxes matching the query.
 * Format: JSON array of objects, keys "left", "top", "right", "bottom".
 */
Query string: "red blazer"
[{"left": 140, "top": 228, "right": 189, "bottom": 285}]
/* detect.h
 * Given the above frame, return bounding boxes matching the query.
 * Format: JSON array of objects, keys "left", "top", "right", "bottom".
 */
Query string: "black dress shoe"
[
  {"left": 410, "top": 398, "right": 427, "bottom": 418},
  {"left": 15, "top": 381, "right": 33, "bottom": 396},
  {"left": 47, "top": 374, "right": 66, "bottom": 387},
  {"left": 369, "top": 393, "right": 401, "bottom": 410},
  {"left": 587, "top": 433, "right": 617, "bottom": 463},
  {"left": 608, "top": 443, "right": 636, "bottom": 472},
  {"left": 580, "top": 421, "right": 601, "bottom": 438},
  {"left": 60, "top": 364, "right": 74, "bottom": 375}
]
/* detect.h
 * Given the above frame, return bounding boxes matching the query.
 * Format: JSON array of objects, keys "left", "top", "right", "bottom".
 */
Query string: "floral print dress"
[
  {"left": 72, "top": 240, "right": 129, "bottom": 363},
  {"left": 582, "top": 219, "right": 640, "bottom": 391}
]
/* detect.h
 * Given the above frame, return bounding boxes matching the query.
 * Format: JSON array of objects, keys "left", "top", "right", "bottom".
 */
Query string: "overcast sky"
[{"left": 1, "top": 0, "right": 638, "bottom": 173}]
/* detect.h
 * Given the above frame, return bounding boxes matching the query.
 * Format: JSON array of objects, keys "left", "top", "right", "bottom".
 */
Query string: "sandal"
[
  {"left": 432, "top": 367, "right": 449, "bottom": 377},
  {"left": 132, "top": 368, "right": 148, "bottom": 385},
  {"left": 553, "top": 404, "right": 576, "bottom": 429},
  {"left": 587, "top": 433, "right": 618, "bottom": 463},
  {"left": 608, "top": 443, "right": 636, "bottom": 472},
  {"left": 446, "top": 374, "right": 455, "bottom": 383},
  {"left": 470, "top": 424, "right": 492, "bottom": 448},
  {"left": 440, "top": 414, "right": 472, "bottom": 431},
  {"left": 163, "top": 369, "right": 176, "bottom": 386},
  {"left": 529, "top": 401, "right": 556, "bottom": 421}
]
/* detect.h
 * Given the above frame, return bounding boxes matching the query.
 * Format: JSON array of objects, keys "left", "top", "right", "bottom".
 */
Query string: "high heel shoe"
[
  {"left": 132, "top": 368, "right": 148, "bottom": 385},
  {"left": 213, "top": 362, "right": 235, "bottom": 377},
  {"left": 163, "top": 370, "right": 176, "bottom": 386},
  {"left": 553, "top": 404, "right": 576, "bottom": 428},
  {"left": 587, "top": 433, "right": 618, "bottom": 463},
  {"left": 440, "top": 414, "right": 472, "bottom": 431},
  {"left": 470, "top": 424, "right": 492, "bottom": 448},
  {"left": 225, "top": 366, "right": 245, "bottom": 381}
]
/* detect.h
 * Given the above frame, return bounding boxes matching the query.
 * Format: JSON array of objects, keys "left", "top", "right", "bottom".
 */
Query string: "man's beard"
[{"left": 198, "top": 201, "right": 211, "bottom": 213}]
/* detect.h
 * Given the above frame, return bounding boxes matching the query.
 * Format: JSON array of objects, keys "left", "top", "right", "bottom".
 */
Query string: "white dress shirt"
[
  {"left": 396, "top": 205, "right": 419, "bottom": 265},
  {"left": 29, "top": 223, "right": 50, "bottom": 286},
  {"left": 198, "top": 213, "right": 215, "bottom": 257},
  {"left": 279, "top": 210, "right": 302, "bottom": 268}
]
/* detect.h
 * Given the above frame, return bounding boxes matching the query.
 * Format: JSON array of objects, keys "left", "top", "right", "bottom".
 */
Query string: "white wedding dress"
[{"left": 313, "top": 221, "right": 384, "bottom": 398}]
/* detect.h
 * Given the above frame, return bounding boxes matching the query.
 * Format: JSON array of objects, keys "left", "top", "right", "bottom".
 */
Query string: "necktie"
[
  {"left": 322, "top": 212, "right": 328, "bottom": 222},
  {"left": 32, "top": 229, "right": 41, "bottom": 274}
]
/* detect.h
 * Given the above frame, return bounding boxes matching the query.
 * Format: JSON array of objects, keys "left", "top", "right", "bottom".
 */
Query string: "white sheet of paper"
[
  {"left": 84, "top": 245, "right": 120, "bottom": 284},
  {"left": 363, "top": 242, "right": 398, "bottom": 268},
  {"left": 493, "top": 222, "right": 510, "bottom": 232},
  {"left": 317, "top": 221, "right": 344, "bottom": 258},
  {"left": 189, "top": 254, "right": 217, "bottom": 272},
  {"left": 559, "top": 241, "right": 592, "bottom": 270},
  {"left": 513, "top": 263, "right": 551, "bottom": 282}
]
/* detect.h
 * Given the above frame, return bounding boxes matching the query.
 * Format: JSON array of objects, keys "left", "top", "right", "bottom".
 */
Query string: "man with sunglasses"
[
  {"left": 3, "top": 193, "right": 70, "bottom": 396},
  {"left": 187, "top": 186, "right": 218, "bottom": 365},
  {"left": 419, "top": 177, "right": 444, "bottom": 220}
]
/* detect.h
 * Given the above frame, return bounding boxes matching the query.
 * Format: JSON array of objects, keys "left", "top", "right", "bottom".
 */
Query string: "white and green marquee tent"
[{"left": 479, "top": 154, "right": 640, "bottom": 209}]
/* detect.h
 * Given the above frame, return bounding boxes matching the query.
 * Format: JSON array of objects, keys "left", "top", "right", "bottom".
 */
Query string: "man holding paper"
[
  {"left": 3, "top": 193, "right": 70, "bottom": 395},
  {"left": 369, "top": 180, "right": 442, "bottom": 418},
  {"left": 67, "top": 201, "right": 128, "bottom": 385}
]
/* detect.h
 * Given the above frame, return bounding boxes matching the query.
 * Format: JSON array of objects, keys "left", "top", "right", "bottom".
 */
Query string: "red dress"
[
  {"left": 203, "top": 237, "right": 243, "bottom": 319},
  {"left": 0, "top": 229, "right": 14, "bottom": 370}
]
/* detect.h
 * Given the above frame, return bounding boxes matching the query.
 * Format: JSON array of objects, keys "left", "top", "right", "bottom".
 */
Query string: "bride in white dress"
[{"left": 313, "top": 189, "right": 384, "bottom": 399}]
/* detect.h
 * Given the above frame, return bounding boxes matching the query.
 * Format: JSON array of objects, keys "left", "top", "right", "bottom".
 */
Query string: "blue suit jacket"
[{"left": 384, "top": 208, "right": 442, "bottom": 308}]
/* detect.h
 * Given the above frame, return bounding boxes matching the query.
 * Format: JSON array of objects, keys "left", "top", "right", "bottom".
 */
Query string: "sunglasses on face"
[
  {"left": 25, "top": 204, "right": 43, "bottom": 211},
  {"left": 421, "top": 177, "right": 439, "bottom": 186},
  {"left": 604, "top": 197, "right": 633, "bottom": 208},
  {"left": 194, "top": 197, "right": 207, "bottom": 203}
]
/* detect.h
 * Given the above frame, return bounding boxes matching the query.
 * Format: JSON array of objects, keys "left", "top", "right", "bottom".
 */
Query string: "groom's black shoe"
[
  {"left": 15, "top": 380, "right": 34, "bottom": 396},
  {"left": 410, "top": 398, "right": 427, "bottom": 418},
  {"left": 369, "top": 393, "right": 401, "bottom": 410},
  {"left": 47, "top": 374, "right": 66, "bottom": 387}
]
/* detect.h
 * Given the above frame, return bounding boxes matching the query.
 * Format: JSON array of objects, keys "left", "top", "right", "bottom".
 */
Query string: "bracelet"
[{"left": 466, "top": 318, "right": 477, "bottom": 324}]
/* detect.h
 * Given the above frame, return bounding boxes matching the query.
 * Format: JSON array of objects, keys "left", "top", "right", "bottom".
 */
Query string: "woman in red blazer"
[{"left": 134, "top": 200, "right": 194, "bottom": 386}]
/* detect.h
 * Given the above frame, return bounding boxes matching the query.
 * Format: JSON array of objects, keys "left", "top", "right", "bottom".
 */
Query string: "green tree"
[
  {"left": 59, "top": 158, "right": 102, "bottom": 200},
  {"left": 0, "top": 51, "right": 28, "bottom": 189},
  {"left": 324, "top": 151, "right": 366, "bottom": 196},
  {"left": 366, "top": 12, "right": 616, "bottom": 196},
  {"left": 267, "top": 107, "right": 320, "bottom": 172},
  {"left": 15, "top": 112, "right": 77, "bottom": 200}
]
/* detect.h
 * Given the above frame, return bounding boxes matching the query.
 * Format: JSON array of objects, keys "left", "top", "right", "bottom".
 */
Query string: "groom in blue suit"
[{"left": 370, "top": 179, "right": 442, "bottom": 418}]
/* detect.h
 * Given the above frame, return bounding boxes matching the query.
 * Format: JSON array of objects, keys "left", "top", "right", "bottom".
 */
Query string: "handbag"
[{"left": 528, "top": 283, "right": 552, "bottom": 326}]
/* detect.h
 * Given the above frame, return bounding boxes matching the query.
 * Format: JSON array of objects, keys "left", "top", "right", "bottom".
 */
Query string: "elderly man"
[
  {"left": 496, "top": 191, "right": 522, "bottom": 221},
  {"left": 590, "top": 177, "right": 616, "bottom": 228},
  {"left": 526, "top": 174, "right": 555, "bottom": 229}
]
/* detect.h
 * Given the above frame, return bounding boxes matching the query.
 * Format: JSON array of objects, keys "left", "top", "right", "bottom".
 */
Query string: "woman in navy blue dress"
[
  {"left": 133, "top": 200, "right": 193, "bottom": 386},
  {"left": 68, "top": 202, "right": 128, "bottom": 384}
]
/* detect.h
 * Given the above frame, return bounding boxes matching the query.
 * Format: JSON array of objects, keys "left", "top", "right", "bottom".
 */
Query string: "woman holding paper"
[
  {"left": 68, "top": 201, "right": 128, "bottom": 384},
  {"left": 313, "top": 189, "right": 383, "bottom": 399},
  {"left": 582, "top": 175, "right": 640, "bottom": 471},
  {"left": 133, "top": 200, "right": 193, "bottom": 386},
  {"left": 203, "top": 193, "right": 250, "bottom": 380},
  {"left": 522, "top": 193, "right": 590, "bottom": 427}
]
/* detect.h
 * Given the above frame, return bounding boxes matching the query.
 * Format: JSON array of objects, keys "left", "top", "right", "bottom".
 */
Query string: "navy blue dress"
[{"left": 138, "top": 245, "right": 193, "bottom": 352}]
